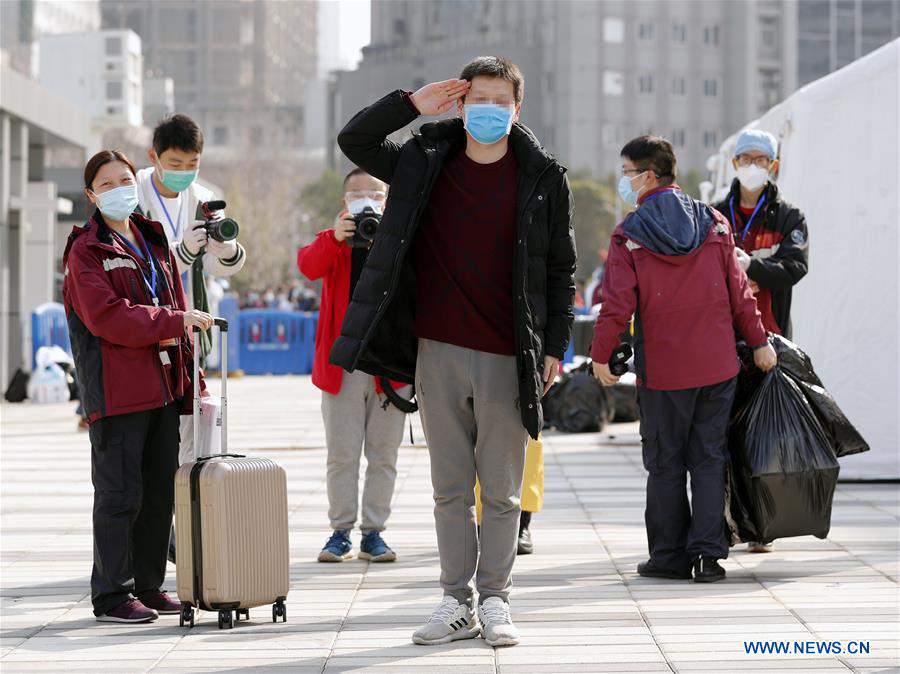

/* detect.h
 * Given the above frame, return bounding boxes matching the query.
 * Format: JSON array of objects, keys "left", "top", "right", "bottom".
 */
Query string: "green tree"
[
  {"left": 298, "top": 170, "right": 344, "bottom": 234},
  {"left": 569, "top": 173, "right": 618, "bottom": 282}
]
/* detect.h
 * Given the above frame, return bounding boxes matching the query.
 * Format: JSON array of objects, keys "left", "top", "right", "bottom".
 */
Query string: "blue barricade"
[
  {"left": 217, "top": 296, "right": 241, "bottom": 372},
  {"left": 31, "top": 302, "right": 71, "bottom": 368},
  {"left": 238, "top": 310, "right": 318, "bottom": 375}
]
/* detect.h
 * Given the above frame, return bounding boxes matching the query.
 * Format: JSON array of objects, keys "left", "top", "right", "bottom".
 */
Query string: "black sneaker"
[
  {"left": 637, "top": 560, "right": 692, "bottom": 580},
  {"left": 517, "top": 511, "right": 533, "bottom": 555},
  {"left": 693, "top": 556, "right": 726, "bottom": 583}
]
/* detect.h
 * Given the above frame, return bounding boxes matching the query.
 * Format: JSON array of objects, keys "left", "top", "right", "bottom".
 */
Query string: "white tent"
[{"left": 707, "top": 39, "right": 900, "bottom": 480}]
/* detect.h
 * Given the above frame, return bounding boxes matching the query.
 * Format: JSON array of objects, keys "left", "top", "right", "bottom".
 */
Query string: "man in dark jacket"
[
  {"left": 712, "top": 129, "right": 809, "bottom": 554},
  {"left": 331, "top": 56, "right": 576, "bottom": 647},
  {"left": 712, "top": 129, "right": 809, "bottom": 340},
  {"left": 592, "top": 136, "right": 777, "bottom": 584}
]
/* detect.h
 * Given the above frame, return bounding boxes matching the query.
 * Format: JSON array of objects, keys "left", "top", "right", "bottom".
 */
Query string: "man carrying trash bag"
[{"left": 591, "top": 136, "right": 777, "bottom": 583}]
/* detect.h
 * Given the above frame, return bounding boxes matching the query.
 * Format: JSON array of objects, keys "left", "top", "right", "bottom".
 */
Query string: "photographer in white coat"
[{"left": 136, "top": 115, "right": 247, "bottom": 463}]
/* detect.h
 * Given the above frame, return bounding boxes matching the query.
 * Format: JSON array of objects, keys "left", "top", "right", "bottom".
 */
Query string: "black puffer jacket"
[
  {"left": 712, "top": 179, "right": 809, "bottom": 338},
  {"left": 329, "top": 90, "right": 576, "bottom": 438}
]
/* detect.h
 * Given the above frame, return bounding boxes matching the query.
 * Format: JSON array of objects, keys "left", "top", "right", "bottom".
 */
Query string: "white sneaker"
[
  {"left": 478, "top": 596, "right": 520, "bottom": 647},
  {"left": 412, "top": 596, "right": 480, "bottom": 645}
]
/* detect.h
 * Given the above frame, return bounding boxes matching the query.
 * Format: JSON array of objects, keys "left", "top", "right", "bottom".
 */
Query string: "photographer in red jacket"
[
  {"left": 592, "top": 136, "right": 777, "bottom": 583},
  {"left": 63, "top": 150, "right": 213, "bottom": 623},
  {"left": 297, "top": 168, "right": 409, "bottom": 565}
]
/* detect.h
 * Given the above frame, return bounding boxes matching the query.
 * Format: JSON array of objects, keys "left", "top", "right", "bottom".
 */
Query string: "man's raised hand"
[{"left": 410, "top": 79, "right": 471, "bottom": 117}]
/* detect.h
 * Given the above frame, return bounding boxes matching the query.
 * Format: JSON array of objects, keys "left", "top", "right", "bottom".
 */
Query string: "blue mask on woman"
[
  {"left": 617, "top": 172, "right": 646, "bottom": 207},
  {"left": 463, "top": 104, "right": 515, "bottom": 145},
  {"left": 95, "top": 184, "right": 139, "bottom": 221}
]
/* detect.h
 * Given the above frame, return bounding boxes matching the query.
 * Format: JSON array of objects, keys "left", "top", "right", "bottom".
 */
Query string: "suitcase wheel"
[
  {"left": 272, "top": 599, "right": 287, "bottom": 623},
  {"left": 179, "top": 604, "right": 195, "bottom": 629},
  {"left": 218, "top": 609, "right": 234, "bottom": 630}
]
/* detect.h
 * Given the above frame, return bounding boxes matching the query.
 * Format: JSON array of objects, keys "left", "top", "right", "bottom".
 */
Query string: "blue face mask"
[
  {"left": 95, "top": 184, "right": 139, "bottom": 221},
  {"left": 159, "top": 167, "right": 198, "bottom": 193},
  {"left": 463, "top": 104, "right": 515, "bottom": 145},
  {"left": 617, "top": 172, "right": 646, "bottom": 207}
]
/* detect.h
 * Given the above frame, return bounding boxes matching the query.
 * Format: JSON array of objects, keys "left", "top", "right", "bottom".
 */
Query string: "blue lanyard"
[
  {"left": 730, "top": 194, "right": 766, "bottom": 243},
  {"left": 151, "top": 174, "right": 183, "bottom": 240},
  {"left": 113, "top": 226, "right": 159, "bottom": 304}
]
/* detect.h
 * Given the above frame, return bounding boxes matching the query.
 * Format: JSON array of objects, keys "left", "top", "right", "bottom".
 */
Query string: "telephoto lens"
[{"left": 206, "top": 217, "right": 239, "bottom": 242}]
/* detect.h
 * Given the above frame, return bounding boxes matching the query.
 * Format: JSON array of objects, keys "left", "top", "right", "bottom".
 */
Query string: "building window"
[
  {"left": 213, "top": 126, "right": 229, "bottom": 145},
  {"left": 703, "top": 25, "right": 720, "bottom": 46},
  {"left": 638, "top": 73, "right": 654, "bottom": 94},
  {"left": 703, "top": 130, "right": 718, "bottom": 148},
  {"left": 760, "top": 17, "right": 778, "bottom": 48},
  {"left": 672, "top": 23, "right": 687, "bottom": 43},
  {"left": 703, "top": 78, "right": 718, "bottom": 97},
  {"left": 671, "top": 75, "right": 686, "bottom": 96},
  {"left": 106, "top": 81, "right": 123, "bottom": 100},
  {"left": 638, "top": 21, "right": 655, "bottom": 41},
  {"left": 603, "top": 70, "right": 624, "bottom": 96},
  {"left": 603, "top": 17, "right": 624, "bottom": 43},
  {"left": 671, "top": 129, "right": 685, "bottom": 147},
  {"left": 249, "top": 126, "right": 263, "bottom": 144},
  {"left": 105, "top": 36, "right": 122, "bottom": 56}
]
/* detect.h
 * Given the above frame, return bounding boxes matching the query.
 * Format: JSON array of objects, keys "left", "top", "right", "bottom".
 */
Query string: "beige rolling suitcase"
[{"left": 175, "top": 319, "right": 289, "bottom": 629}]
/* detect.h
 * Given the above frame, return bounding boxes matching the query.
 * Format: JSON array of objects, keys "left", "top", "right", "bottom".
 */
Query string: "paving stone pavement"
[{"left": 1, "top": 375, "right": 898, "bottom": 673}]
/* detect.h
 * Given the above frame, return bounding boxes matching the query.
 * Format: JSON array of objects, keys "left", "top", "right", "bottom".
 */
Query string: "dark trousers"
[
  {"left": 637, "top": 377, "right": 736, "bottom": 571},
  {"left": 89, "top": 404, "right": 180, "bottom": 615}
]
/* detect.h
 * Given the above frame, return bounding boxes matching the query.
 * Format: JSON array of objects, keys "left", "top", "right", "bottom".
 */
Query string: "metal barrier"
[
  {"left": 237, "top": 310, "right": 318, "bottom": 375},
  {"left": 31, "top": 302, "right": 71, "bottom": 369}
]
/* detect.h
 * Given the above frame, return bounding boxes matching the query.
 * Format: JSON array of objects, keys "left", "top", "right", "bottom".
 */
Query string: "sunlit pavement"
[{"left": 1, "top": 375, "right": 898, "bottom": 673}]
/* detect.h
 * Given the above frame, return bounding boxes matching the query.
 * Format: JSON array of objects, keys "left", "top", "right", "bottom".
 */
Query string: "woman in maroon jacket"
[
  {"left": 592, "top": 136, "right": 777, "bottom": 584},
  {"left": 63, "top": 150, "right": 213, "bottom": 624}
]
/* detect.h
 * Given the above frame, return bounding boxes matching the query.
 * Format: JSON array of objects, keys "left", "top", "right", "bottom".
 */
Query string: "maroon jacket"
[
  {"left": 591, "top": 186, "right": 767, "bottom": 390},
  {"left": 62, "top": 210, "right": 202, "bottom": 423}
]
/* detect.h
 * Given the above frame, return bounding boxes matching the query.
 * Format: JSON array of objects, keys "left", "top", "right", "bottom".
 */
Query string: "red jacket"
[
  {"left": 62, "top": 210, "right": 202, "bottom": 423},
  {"left": 297, "top": 230, "right": 401, "bottom": 395},
  {"left": 591, "top": 186, "right": 767, "bottom": 390}
]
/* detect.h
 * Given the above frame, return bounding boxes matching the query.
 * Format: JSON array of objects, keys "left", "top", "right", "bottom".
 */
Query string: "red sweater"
[
  {"left": 413, "top": 148, "right": 518, "bottom": 355},
  {"left": 591, "top": 187, "right": 767, "bottom": 390},
  {"left": 297, "top": 229, "right": 401, "bottom": 394}
]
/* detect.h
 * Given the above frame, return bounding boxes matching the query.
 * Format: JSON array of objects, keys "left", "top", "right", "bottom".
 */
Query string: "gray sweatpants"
[
  {"left": 321, "top": 370, "right": 408, "bottom": 533},
  {"left": 415, "top": 338, "right": 529, "bottom": 606}
]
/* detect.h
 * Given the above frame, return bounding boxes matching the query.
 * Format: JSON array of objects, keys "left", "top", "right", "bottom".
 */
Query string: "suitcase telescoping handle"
[{"left": 193, "top": 318, "right": 228, "bottom": 456}]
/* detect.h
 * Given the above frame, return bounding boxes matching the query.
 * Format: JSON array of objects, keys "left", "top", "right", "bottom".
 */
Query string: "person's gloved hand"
[
  {"left": 206, "top": 236, "right": 237, "bottom": 260},
  {"left": 183, "top": 221, "right": 208, "bottom": 255},
  {"left": 735, "top": 247, "right": 752, "bottom": 272}
]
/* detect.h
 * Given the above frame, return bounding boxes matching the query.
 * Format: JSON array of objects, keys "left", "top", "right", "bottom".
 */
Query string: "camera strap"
[{"left": 379, "top": 377, "right": 418, "bottom": 414}]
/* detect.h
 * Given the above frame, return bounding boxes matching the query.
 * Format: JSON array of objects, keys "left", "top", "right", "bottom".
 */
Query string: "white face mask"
[
  {"left": 736, "top": 164, "right": 770, "bottom": 191},
  {"left": 347, "top": 197, "right": 383, "bottom": 215}
]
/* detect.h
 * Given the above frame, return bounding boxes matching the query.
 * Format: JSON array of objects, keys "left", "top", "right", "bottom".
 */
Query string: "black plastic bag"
[
  {"left": 4, "top": 368, "right": 29, "bottom": 403},
  {"left": 736, "top": 336, "right": 869, "bottom": 458},
  {"left": 728, "top": 365, "right": 840, "bottom": 543},
  {"left": 609, "top": 380, "right": 639, "bottom": 422},
  {"left": 543, "top": 361, "right": 613, "bottom": 433}
]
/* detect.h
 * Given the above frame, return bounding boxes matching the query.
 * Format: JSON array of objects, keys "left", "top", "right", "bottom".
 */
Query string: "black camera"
[
  {"left": 199, "top": 200, "right": 239, "bottom": 243},
  {"left": 348, "top": 206, "right": 381, "bottom": 248}
]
